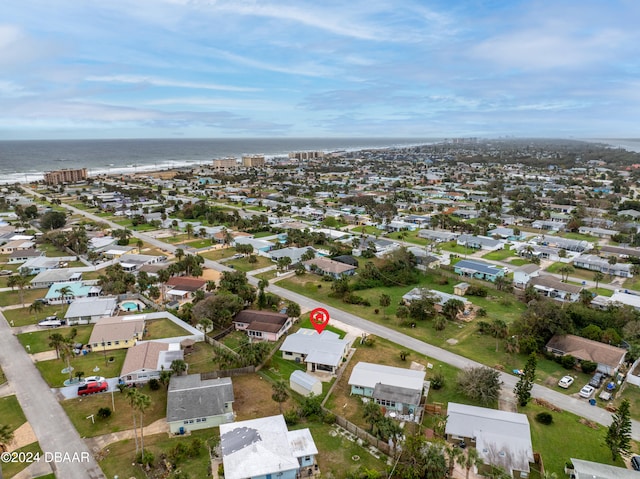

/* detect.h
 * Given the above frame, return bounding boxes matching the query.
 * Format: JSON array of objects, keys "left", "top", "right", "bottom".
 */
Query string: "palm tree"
[
  {"left": 29, "top": 300, "right": 45, "bottom": 320},
  {"left": 56, "top": 285, "right": 73, "bottom": 302},
  {"left": 171, "top": 359, "right": 187, "bottom": 376},
  {"left": 14, "top": 274, "right": 31, "bottom": 307},
  {"left": 593, "top": 270, "right": 605, "bottom": 290},
  {"left": 444, "top": 441, "right": 464, "bottom": 477},
  {"left": 199, "top": 318, "right": 213, "bottom": 336},
  {"left": 271, "top": 380, "right": 289, "bottom": 414},
  {"left": 491, "top": 319, "right": 508, "bottom": 352},
  {"left": 174, "top": 248, "right": 185, "bottom": 261},
  {"left": 136, "top": 393, "right": 152, "bottom": 459},
  {"left": 558, "top": 264, "right": 574, "bottom": 282},
  {"left": 0, "top": 423, "right": 14, "bottom": 452},
  {"left": 48, "top": 332, "right": 66, "bottom": 359},
  {"left": 125, "top": 388, "right": 140, "bottom": 455},
  {"left": 185, "top": 222, "right": 194, "bottom": 240},
  {"left": 459, "top": 447, "right": 483, "bottom": 479}
]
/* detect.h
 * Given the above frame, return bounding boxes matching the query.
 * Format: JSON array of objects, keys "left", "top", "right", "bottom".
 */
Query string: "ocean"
[{"left": 0, "top": 137, "right": 437, "bottom": 184}]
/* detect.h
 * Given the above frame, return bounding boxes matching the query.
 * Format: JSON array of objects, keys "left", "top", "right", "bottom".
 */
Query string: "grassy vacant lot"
[
  {"left": 545, "top": 262, "right": 597, "bottom": 281},
  {"left": 4, "top": 304, "right": 70, "bottom": 327},
  {"left": 99, "top": 429, "right": 216, "bottom": 479},
  {"left": 525, "top": 402, "right": 625, "bottom": 475},
  {"left": 227, "top": 255, "right": 273, "bottom": 272},
  {"left": 482, "top": 247, "right": 516, "bottom": 261},
  {"left": 0, "top": 288, "right": 45, "bottom": 307},
  {"left": 183, "top": 341, "right": 218, "bottom": 375},
  {"left": 36, "top": 349, "right": 126, "bottom": 387},
  {"left": 385, "top": 229, "right": 429, "bottom": 246},
  {"left": 144, "top": 318, "right": 190, "bottom": 340},
  {"left": 183, "top": 238, "right": 213, "bottom": 248},
  {"left": 62, "top": 383, "right": 168, "bottom": 437},
  {"left": 39, "top": 243, "right": 71, "bottom": 257},
  {"left": 623, "top": 276, "right": 640, "bottom": 291},
  {"left": 17, "top": 325, "right": 93, "bottom": 354},
  {"left": 200, "top": 248, "right": 236, "bottom": 261}
]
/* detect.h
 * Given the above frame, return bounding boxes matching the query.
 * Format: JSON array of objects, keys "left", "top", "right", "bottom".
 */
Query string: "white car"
[
  {"left": 579, "top": 384, "right": 595, "bottom": 398},
  {"left": 558, "top": 376, "right": 574, "bottom": 389},
  {"left": 83, "top": 376, "right": 106, "bottom": 384}
]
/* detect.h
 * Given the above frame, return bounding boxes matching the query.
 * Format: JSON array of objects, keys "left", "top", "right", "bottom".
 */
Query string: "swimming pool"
[{"left": 121, "top": 301, "right": 140, "bottom": 311}]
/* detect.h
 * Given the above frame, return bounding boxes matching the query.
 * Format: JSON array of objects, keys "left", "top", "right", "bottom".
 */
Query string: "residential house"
[
  {"left": 30, "top": 269, "right": 82, "bottom": 288},
  {"left": 44, "top": 281, "right": 102, "bottom": 305},
  {"left": 402, "top": 287, "right": 472, "bottom": 315},
  {"left": 65, "top": 296, "right": 118, "bottom": 324},
  {"left": 418, "top": 229, "right": 459, "bottom": 243},
  {"left": 167, "top": 374, "right": 235, "bottom": 434},
  {"left": 407, "top": 246, "right": 441, "bottom": 270},
  {"left": 570, "top": 458, "right": 640, "bottom": 479},
  {"left": 531, "top": 219, "right": 565, "bottom": 231},
  {"left": 529, "top": 275, "right": 582, "bottom": 302},
  {"left": 164, "top": 276, "right": 207, "bottom": 302},
  {"left": 233, "top": 236, "right": 275, "bottom": 253},
  {"left": 608, "top": 290, "right": 640, "bottom": 311},
  {"left": 454, "top": 259, "right": 506, "bottom": 282},
  {"left": 487, "top": 227, "right": 522, "bottom": 240},
  {"left": 8, "top": 249, "right": 43, "bottom": 264},
  {"left": 21, "top": 257, "right": 66, "bottom": 277},
  {"left": 303, "top": 257, "right": 357, "bottom": 279},
  {"left": 280, "top": 329, "right": 351, "bottom": 376},
  {"left": 269, "top": 246, "right": 315, "bottom": 265},
  {"left": 348, "top": 362, "right": 426, "bottom": 416},
  {"left": 457, "top": 234, "right": 504, "bottom": 251},
  {"left": 545, "top": 334, "right": 626, "bottom": 375},
  {"left": 88, "top": 315, "right": 145, "bottom": 352},
  {"left": 232, "top": 310, "right": 293, "bottom": 342},
  {"left": 0, "top": 239, "right": 35, "bottom": 255},
  {"left": 573, "top": 254, "right": 632, "bottom": 278},
  {"left": 445, "top": 402, "right": 534, "bottom": 479},
  {"left": 515, "top": 243, "right": 562, "bottom": 262},
  {"left": 120, "top": 341, "right": 184, "bottom": 385},
  {"left": 578, "top": 226, "right": 619, "bottom": 239},
  {"left": 537, "top": 236, "right": 591, "bottom": 253},
  {"left": 512, "top": 264, "right": 541, "bottom": 288},
  {"left": 219, "top": 414, "right": 318, "bottom": 479}
]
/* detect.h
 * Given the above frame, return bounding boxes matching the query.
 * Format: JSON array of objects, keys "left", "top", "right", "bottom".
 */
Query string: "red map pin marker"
[{"left": 310, "top": 307, "right": 330, "bottom": 334}]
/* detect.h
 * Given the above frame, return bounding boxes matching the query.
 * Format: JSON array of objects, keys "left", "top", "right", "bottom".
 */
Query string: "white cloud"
[{"left": 85, "top": 75, "right": 260, "bottom": 92}]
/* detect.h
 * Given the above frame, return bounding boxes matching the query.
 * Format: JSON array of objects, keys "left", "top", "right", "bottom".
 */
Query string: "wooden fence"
[
  {"left": 332, "top": 413, "right": 395, "bottom": 457},
  {"left": 200, "top": 366, "right": 255, "bottom": 380}
]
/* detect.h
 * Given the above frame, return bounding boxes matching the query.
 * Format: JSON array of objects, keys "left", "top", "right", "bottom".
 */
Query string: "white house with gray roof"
[
  {"left": 65, "top": 296, "right": 118, "bottom": 324},
  {"left": 167, "top": 374, "right": 235, "bottom": 434},
  {"left": 570, "top": 458, "right": 640, "bottom": 479},
  {"left": 279, "top": 329, "right": 351, "bottom": 377},
  {"left": 219, "top": 414, "right": 318, "bottom": 479},
  {"left": 348, "top": 362, "right": 426, "bottom": 416},
  {"left": 445, "top": 402, "right": 534, "bottom": 479}
]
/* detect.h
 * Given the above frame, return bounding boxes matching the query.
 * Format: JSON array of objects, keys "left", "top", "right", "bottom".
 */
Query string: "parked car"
[
  {"left": 77, "top": 381, "right": 108, "bottom": 396},
  {"left": 631, "top": 455, "right": 640, "bottom": 471},
  {"left": 589, "top": 372, "right": 604, "bottom": 388},
  {"left": 38, "top": 317, "right": 62, "bottom": 328},
  {"left": 83, "top": 375, "right": 105, "bottom": 384},
  {"left": 579, "top": 384, "right": 595, "bottom": 398},
  {"left": 0, "top": 270, "right": 12, "bottom": 276},
  {"left": 558, "top": 375, "right": 575, "bottom": 389}
]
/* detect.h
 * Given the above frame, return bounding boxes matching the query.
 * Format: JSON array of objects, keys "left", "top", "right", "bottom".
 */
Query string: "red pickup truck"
[{"left": 77, "top": 381, "right": 108, "bottom": 396}]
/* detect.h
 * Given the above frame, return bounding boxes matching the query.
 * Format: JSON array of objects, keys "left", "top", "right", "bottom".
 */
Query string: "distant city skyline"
[{"left": 1, "top": 1, "right": 639, "bottom": 140}]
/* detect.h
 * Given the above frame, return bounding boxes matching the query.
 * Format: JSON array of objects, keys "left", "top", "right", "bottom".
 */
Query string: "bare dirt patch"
[
  {"left": 7, "top": 422, "right": 37, "bottom": 450},
  {"left": 232, "top": 373, "right": 296, "bottom": 421}
]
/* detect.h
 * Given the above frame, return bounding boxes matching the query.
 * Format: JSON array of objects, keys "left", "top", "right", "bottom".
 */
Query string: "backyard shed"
[{"left": 290, "top": 370, "right": 323, "bottom": 397}]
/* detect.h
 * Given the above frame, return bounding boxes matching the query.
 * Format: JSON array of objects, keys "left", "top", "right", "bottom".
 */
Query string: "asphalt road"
[
  {"left": 25, "top": 188, "right": 640, "bottom": 440},
  {"left": 0, "top": 311, "right": 105, "bottom": 479}
]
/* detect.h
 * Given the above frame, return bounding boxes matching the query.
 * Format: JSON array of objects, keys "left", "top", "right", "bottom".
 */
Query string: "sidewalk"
[{"left": 84, "top": 418, "right": 170, "bottom": 453}]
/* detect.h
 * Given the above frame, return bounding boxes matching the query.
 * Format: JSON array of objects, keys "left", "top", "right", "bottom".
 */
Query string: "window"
[
  {"left": 107, "top": 342, "right": 112, "bottom": 346},
  {"left": 115, "top": 341, "right": 120, "bottom": 345}
]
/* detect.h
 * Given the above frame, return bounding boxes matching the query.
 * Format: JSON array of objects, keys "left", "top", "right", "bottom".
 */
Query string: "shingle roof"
[
  {"left": 88, "top": 315, "right": 144, "bottom": 344},
  {"left": 546, "top": 335, "right": 626, "bottom": 369},
  {"left": 167, "top": 375, "right": 234, "bottom": 422}
]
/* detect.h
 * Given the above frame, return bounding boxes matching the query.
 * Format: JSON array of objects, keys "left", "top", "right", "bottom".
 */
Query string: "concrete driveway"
[{"left": 54, "top": 377, "right": 121, "bottom": 400}]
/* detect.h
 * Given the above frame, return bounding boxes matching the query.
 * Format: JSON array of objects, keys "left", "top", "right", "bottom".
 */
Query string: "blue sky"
[{"left": 1, "top": 0, "right": 639, "bottom": 140}]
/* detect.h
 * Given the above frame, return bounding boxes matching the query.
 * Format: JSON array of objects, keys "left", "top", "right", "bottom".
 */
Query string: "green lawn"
[
  {"left": 509, "top": 258, "right": 532, "bottom": 266},
  {"left": 254, "top": 270, "right": 279, "bottom": 281},
  {"left": 385, "top": 229, "right": 429, "bottom": 246},
  {"left": 62, "top": 383, "right": 168, "bottom": 437},
  {"left": 546, "top": 262, "right": 597, "bottom": 281},
  {"left": 99, "top": 429, "right": 219, "bottom": 479},
  {"left": 261, "top": 353, "right": 308, "bottom": 384},
  {"left": 17, "top": 325, "right": 93, "bottom": 354},
  {"left": 227, "top": 255, "right": 273, "bottom": 272},
  {"left": 559, "top": 232, "right": 597, "bottom": 242},
  {"left": 0, "top": 395, "right": 27, "bottom": 431},
  {"left": 0, "top": 288, "right": 45, "bottom": 307},
  {"left": 200, "top": 248, "right": 236, "bottom": 261},
  {"left": 0, "top": 442, "right": 43, "bottom": 478},
  {"left": 4, "top": 304, "right": 69, "bottom": 327},
  {"left": 253, "top": 230, "right": 275, "bottom": 238},
  {"left": 183, "top": 238, "right": 213, "bottom": 248},
  {"left": 482, "top": 247, "right": 516, "bottom": 261},
  {"left": 39, "top": 243, "right": 71, "bottom": 257},
  {"left": 183, "top": 341, "right": 218, "bottom": 375},
  {"left": 35, "top": 349, "right": 126, "bottom": 387},
  {"left": 143, "top": 318, "right": 191, "bottom": 340},
  {"left": 525, "top": 403, "right": 625, "bottom": 475},
  {"left": 623, "top": 276, "right": 640, "bottom": 292}
]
